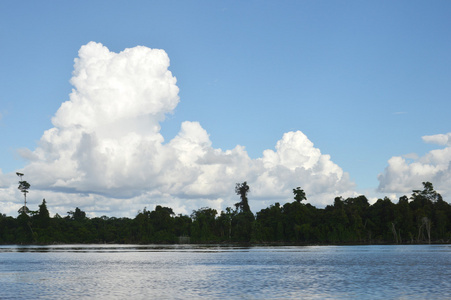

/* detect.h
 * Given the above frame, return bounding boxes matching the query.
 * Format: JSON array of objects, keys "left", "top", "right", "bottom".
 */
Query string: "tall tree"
[
  {"left": 235, "top": 182, "right": 251, "bottom": 214},
  {"left": 234, "top": 182, "right": 254, "bottom": 242},
  {"left": 293, "top": 187, "right": 307, "bottom": 203},
  {"left": 38, "top": 199, "right": 50, "bottom": 219},
  {"left": 16, "top": 172, "right": 30, "bottom": 214},
  {"left": 36, "top": 199, "right": 50, "bottom": 227}
]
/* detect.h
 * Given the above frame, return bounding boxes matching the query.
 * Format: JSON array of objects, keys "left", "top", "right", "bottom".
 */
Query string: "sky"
[{"left": 1, "top": 0, "right": 450, "bottom": 218}]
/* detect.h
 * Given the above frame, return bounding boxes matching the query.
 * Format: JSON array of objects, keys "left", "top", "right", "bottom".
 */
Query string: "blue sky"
[{"left": 1, "top": 1, "right": 450, "bottom": 217}]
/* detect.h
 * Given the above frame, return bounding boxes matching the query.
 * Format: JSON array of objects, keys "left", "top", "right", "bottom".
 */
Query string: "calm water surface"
[{"left": 0, "top": 244, "right": 450, "bottom": 299}]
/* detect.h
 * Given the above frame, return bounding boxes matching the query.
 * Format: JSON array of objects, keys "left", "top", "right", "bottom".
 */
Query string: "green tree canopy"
[
  {"left": 38, "top": 199, "right": 50, "bottom": 219},
  {"left": 67, "top": 207, "right": 86, "bottom": 221},
  {"left": 293, "top": 187, "right": 307, "bottom": 203},
  {"left": 235, "top": 181, "right": 251, "bottom": 214}
]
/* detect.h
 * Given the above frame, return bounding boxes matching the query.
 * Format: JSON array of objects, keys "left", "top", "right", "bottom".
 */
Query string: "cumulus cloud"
[
  {"left": 0, "top": 169, "right": 12, "bottom": 189},
  {"left": 422, "top": 133, "right": 451, "bottom": 146},
  {"left": 255, "top": 132, "right": 354, "bottom": 203},
  {"left": 1, "top": 42, "right": 355, "bottom": 217},
  {"left": 378, "top": 132, "right": 451, "bottom": 199}
]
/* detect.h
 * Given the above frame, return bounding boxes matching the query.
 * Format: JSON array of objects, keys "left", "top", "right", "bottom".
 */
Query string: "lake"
[{"left": 0, "top": 244, "right": 450, "bottom": 299}]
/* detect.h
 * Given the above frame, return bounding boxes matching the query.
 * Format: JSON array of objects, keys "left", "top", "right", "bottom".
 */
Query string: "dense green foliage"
[{"left": 1, "top": 182, "right": 450, "bottom": 245}]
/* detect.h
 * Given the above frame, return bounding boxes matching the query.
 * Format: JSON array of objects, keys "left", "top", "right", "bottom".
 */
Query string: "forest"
[{"left": 1, "top": 181, "right": 450, "bottom": 245}]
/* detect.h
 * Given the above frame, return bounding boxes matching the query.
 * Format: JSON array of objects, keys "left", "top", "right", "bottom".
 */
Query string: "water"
[{"left": 0, "top": 244, "right": 450, "bottom": 299}]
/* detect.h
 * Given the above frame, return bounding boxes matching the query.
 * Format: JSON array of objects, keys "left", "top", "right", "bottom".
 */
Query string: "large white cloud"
[
  {"left": 378, "top": 133, "right": 451, "bottom": 199},
  {"left": 0, "top": 42, "right": 355, "bottom": 217}
]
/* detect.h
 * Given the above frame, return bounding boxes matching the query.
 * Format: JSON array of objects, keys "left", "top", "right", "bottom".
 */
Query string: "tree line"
[{"left": 0, "top": 181, "right": 450, "bottom": 245}]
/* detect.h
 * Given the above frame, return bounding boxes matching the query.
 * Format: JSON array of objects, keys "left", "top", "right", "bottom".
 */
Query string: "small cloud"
[{"left": 422, "top": 133, "right": 451, "bottom": 146}]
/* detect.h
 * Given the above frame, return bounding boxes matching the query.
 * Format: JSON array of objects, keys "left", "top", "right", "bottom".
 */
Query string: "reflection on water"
[
  {"left": 0, "top": 245, "right": 450, "bottom": 299},
  {"left": 1, "top": 244, "right": 253, "bottom": 253}
]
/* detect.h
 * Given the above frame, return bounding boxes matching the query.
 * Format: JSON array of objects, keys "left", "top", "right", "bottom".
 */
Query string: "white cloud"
[
  {"left": 378, "top": 132, "right": 451, "bottom": 200},
  {"left": 422, "top": 133, "right": 451, "bottom": 146},
  {"left": 0, "top": 42, "right": 355, "bottom": 217},
  {"left": 0, "top": 169, "right": 8, "bottom": 188},
  {"left": 255, "top": 131, "right": 355, "bottom": 205}
]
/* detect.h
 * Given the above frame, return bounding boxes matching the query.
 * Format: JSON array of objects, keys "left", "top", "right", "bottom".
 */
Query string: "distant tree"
[
  {"left": 235, "top": 182, "right": 251, "bottom": 214},
  {"left": 174, "top": 214, "right": 192, "bottom": 238},
  {"left": 395, "top": 195, "right": 414, "bottom": 243},
  {"left": 432, "top": 193, "right": 451, "bottom": 240},
  {"left": 411, "top": 181, "right": 441, "bottom": 203},
  {"left": 16, "top": 172, "right": 31, "bottom": 214},
  {"left": 191, "top": 207, "right": 218, "bottom": 242},
  {"left": 16, "top": 211, "right": 34, "bottom": 243},
  {"left": 217, "top": 207, "right": 234, "bottom": 240},
  {"left": 0, "top": 179, "right": 448, "bottom": 245},
  {"left": 18, "top": 180, "right": 31, "bottom": 195},
  {"left": 368, "top": 197, "right": 396, "bottom": 241},
  {"left": 191, "top": 207, "right": 217, "bottom": 222},
  {"left": 154, "top": 205, "right": 175, "bottom": 216},
  {"left": 134, "top": 207, "right": 153, "bottom": 242},
  {"left": 36, "top": 199, "right": 50, "bottom": 228},
  {"left": 68, "top": 207, "right": 86, "bottom": 221},
  {"left": 410, "top": 182, "right": 445, "bottom": 243},
  {"left": 149, "top": 206, "right": 176, "bottom": 242},
  {"left": 256, "top": 202, "right": 284, "bottom": 241},
  {"left": 233, "top": 182, "right": 254, "bottom": 241},
  {"left": 293, "top": 187, "right": 307, "bottom": 203},
  {"left": 38, "top": 199, "right": 50, "bottom": 219}
]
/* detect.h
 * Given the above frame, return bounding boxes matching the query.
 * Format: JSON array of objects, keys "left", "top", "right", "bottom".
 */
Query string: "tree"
[
  {"left": 16, "top": 172, "right": 31, "bottom": 214},
  {"left": 149, "top": 206, "right": 176, "bottom": 242},
  {"left": 191, "top": 207, "right": 218, "bottom": 242},
  {"left": 68, "top": 207, "right": 86, "bottom": 221},
  {"left": 293, "top": 187, "right": 307, "bottom": 203},
  {"left": 368, "top": 197, "right": 396, "bottom": 242},
  {"left": 36, "top": 199, "right": 50, "bottom": 227},
  {"left": 217, "top": 207, "right": 234, "bottom": 240},
  {"left": 235, "top": 182, "right": 251, "bottom": 214},
  {"left": 410, "top": 182, "right": 438, "bottom": 242},
  {"left": 395, "top": 195, "right": 414, "bottom": 243},
  {"left": 256, "top": 202, "right": 284, "bottom": 241},
  {"left": 233, "top": 182, "right": 254, "bottom": 241},
  {"left": 38, "top": 199, "right": 50, "bottom": 219},
  {"left": 411, "top": 182, "right": 441, "bottom": 204}
]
